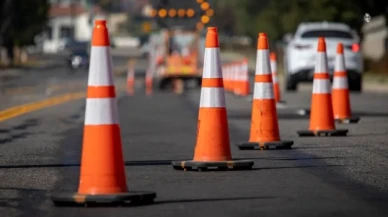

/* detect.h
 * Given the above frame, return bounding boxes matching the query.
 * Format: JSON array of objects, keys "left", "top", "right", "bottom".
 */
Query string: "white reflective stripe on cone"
[
  {"left": 315, "top": 52, "right": 328, "bottom": 73},
  {"left": 225, "top": 66, "right": 229, "bottom": 80},
  {"left": 253, "top": 83, "right": 274, "bottom": 99},
  {"left": 312, "top": 78, "right": 331, "bottom": 94},
  {"left": 255, "top": 50, "right": 271, "bottom": 75},
  {"left": 84, "top": 98, "right": 119, "bottom": 125},
  {"left": 270, "top": 60, "right": 277, "bottom": 74},
  {"left": 333, "top": 77, "right": 348, "bottom": 89},
  {"left": 242, "top": 71, "right": 249, "bottom": 81},
  {"left": 203, "top": 48, "right": 222, "bottom": 78},
  {"left": 335, "top": 55, "right": 346, "bottom": 72},
  {"left": 237, "top": 64, "right": 243, "bottom": 81},
  {"left": 243, "top": 63, "right": 249, "bottom": 81},
  {"left": 235, "top": 65, "right": 241, "bottom": 81},
  {"left": 88, "top": 47, "right": 114, "bottom": 86},
  {"left": 272, "top": 73, "right": 278, "bottom": 83},
  {"left": 200, "top": 87, "right": 226, "bottom": 108}
]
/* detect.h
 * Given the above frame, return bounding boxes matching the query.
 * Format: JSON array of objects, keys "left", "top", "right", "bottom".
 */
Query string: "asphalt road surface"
[{"left": 0, "top": 52, "right": 388, "bottom": 217}]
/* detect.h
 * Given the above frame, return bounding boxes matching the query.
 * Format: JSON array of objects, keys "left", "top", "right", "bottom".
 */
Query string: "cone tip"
[
  {"left": 317, "top": 37, "right": 326, "bottom": 52},
  {"left": 337, "top": 43, "right": 344, "bottom": 54},
  {"left": 95, "top": 20, "right": 107, "bottom": 28},
  {"left": 270, "top": 52, "right": 276, "bottom": 60},
  {"left": 92, "top": 19, "right": 110, "bottom": 46},
  {"left": 205, "top": 26, "right": 219, "bottom": 48},
  {"left": 208, "top": 27, "right": 217, "bottom": 33},
  {"left": 257, "top": 32, "right": 269, "bottom": 50}
]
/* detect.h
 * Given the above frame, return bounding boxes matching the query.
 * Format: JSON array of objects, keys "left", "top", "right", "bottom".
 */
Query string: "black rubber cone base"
[
  {"left": 335, "top": 116, "right": 360, "bottom": 124},
  {"left": 51, "top": 191, "right": 156, "bottom": 207},
  {"left": 171, "top": 160, "right": 254, "bottom": 172},
  {"left": 236, "top": 140, "right": 293, "bottom": 150},
  {"left": 297, "top": 129, "right": 348, "bottom": 137}
]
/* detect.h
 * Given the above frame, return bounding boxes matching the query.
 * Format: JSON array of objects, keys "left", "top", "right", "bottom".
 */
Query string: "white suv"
[{"left": 283, "top": 22, "right": 363, "bottom": 92}]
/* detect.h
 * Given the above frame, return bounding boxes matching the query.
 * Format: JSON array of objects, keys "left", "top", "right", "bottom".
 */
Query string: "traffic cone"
[
  {"left": 51, "top": 20, "right": 156, "bottom": 206},
  {"left": 297, "top": 37, "right": 348, "bottom": 137},
  {"left": 234, "top": 59, "right": 250, "bottom": 96},
  {"left": 236, "top": 33, "right": 293, "bottom": 150},
  {"left": 127, "top": 59, "right": 135, "bottom": 96},
  {"left": 171, "top": 27, "right": 254, "bottom": 171},
  {"left": 222, "top": 65, "right": 227, "bottom": 89},
  {"left": 240, "top": 58, "right": 250, "bottom": 96},
  {"left": 225, "top": 63, "right": 232, "bottom": 91},
  {"left": 145, "top": 68, "right": 153, "bottom": 96},
  {"left": 270, "top": 52, "right": 286, "bottom": 104},
  {"left": 332, "top": 43, "right": 360, "bottom": 124},
  {"left": 232, "top": 62, "right": 239, "bottom": 94}
]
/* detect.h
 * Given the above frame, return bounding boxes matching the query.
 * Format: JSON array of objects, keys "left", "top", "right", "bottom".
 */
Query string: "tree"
[
  {"left": 11, "top": 0, "right": 50, "bottom": 46},
  {"left": 213, "top": 0, "right": 388, "bottom": 44},
  {"left": 212, "top": 0, "right": 237, "bottom": 36},
  {"left": 0, "top": 0, "right": 49, "bottom": 65},
  {"left": 94, "top": 0, "right": 111, "bottom": 11}
]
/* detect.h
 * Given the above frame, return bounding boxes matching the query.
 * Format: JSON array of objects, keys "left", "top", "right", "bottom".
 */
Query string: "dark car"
[{"left": 66, "top": 49, "right": 89, "bottom": 73}]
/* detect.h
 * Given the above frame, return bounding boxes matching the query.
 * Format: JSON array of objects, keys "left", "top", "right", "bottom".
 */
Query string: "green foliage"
[
  {"left": 12, "top": 0, "right": 50, "bottom": 46},
  {"left": 213, "top": 0, "right": 388, "bottom": 42},
  {"left": 94, "top": 0, "right": 111, "bottom": 12},
  {"left": 0, "top": 0, "right": 50, "bottom": 46}
]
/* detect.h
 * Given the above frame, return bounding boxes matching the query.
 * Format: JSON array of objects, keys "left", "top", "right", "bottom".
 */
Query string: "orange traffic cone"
[
  {"left": 232, "top": 62, "right": 239, "bottom": 94},
  {"left": 236, "top": 33, "right": 293, "bottom": 150},
  {"left": 235, "top": 58, "right": 250, "bottom": 96},
  {"left": 145, "top": 68, "right": 153, "bottom": 96},
  {"left": 270, "top": 52, "right": 286, "bottom": 104},
  {"left": 226, "top": 63, "right": 232, "bottom": 92},
  {"left": 171, "top": 27, "right": 254, "bottom": 171},
  {"left": 127, "top": 59, "right": 135, "bottom": 96},
  {"left": 51, "top": 20, "right": 156, "bottom": 206},
  {"left": 297, "top": 37, "right": 348, "bottom": 137},
  {"left": 332, "top": 43, "right": 360, "bottom": 124}
]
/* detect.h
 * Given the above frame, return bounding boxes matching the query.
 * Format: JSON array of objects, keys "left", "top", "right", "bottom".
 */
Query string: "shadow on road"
[
  {"left": 227, "top": 112, "right": 310, "bottom": 120},
  {"left": 0, "top": 159, "right": 345, "bottom": 171},
  {"left": 352, "top": 111, "right": 388, "bottom": 117},
  {"left": 0, "top": 160, "right": 183, "bottom": 169}
]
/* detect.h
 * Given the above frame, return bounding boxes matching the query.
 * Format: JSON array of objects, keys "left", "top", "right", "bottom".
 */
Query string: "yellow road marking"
[
  {"left": 3, "top": 82, "right": 86, "bottom": 96},
  {"left": 0, "top": 91, "right": 86, "bottom": 122}
]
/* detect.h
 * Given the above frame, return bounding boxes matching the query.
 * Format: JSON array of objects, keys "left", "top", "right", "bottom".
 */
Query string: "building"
[
  {"left": 42, "top": 0, "right": 134, "bottom": 53},
  {"left": 361, "top": 15, "right": 388, "bottom": 61}
]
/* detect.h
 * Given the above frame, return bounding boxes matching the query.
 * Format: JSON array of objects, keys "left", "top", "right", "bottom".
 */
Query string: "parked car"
[
  {"left": 283, "top": 22, "right": 363, "bottom": 92},
  {"left": 65, "top": 49, "right": 89, "bottom": 72}
]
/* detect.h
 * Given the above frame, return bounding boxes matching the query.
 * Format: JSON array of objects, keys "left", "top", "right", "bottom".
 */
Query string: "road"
[{"left": 0, "top": 50, "right": 388, "bottom": 217}]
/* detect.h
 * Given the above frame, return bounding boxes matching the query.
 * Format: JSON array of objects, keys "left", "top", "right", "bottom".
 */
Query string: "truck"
[{"left": 153, "top": 26, "right": 205, "bottom": 91}]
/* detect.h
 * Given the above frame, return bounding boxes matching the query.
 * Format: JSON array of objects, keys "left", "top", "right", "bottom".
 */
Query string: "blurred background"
[{"left": 0, "top": 0, "right": 387, "bottom": 82}]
